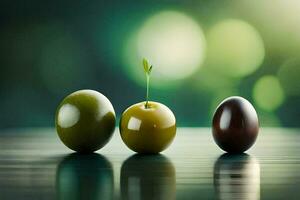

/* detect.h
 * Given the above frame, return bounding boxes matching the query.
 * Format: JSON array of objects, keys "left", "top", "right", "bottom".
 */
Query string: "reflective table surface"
[{"left": 0, "top": 128, "right": 299, "bottom": 200}]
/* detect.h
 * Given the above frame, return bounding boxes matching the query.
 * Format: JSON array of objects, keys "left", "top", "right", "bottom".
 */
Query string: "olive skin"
[
  {"left": 119, "top": 101, "right": 176, "bottom": 154},
  {"left": 55, "top": 90, "right": 116, "bottom": 153},
  {"left": 212, "top": 96, "right": 259, "bottom": 153}
]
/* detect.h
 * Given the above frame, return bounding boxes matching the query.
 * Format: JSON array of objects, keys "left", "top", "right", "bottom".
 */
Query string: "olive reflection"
[
  {"left": 214, "top": 153, "right": 260, "bottom": 200},
  {"left": 121, "top": 154, "right": 176, "bottom": 200},
  {"left": 56, "top": 153, "right": 114, "bottom": 200}
]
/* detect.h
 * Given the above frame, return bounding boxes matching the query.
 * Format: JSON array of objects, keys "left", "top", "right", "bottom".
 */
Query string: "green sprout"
[{"left": 142, "top": 58, "right": 153, "bottom": 109}]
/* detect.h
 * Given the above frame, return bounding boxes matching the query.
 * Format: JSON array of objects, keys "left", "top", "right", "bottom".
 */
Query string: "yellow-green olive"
[
  {"left": 119, "top": 101, "right": 176, "bottom": 154},
  {"left": 55, "top": 90, "right": 115, "bottom": 153}
]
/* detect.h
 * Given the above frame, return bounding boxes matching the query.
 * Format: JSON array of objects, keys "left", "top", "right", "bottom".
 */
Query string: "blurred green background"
[{"left": 0, "top": 0, "right": 299, "bottom": 128}]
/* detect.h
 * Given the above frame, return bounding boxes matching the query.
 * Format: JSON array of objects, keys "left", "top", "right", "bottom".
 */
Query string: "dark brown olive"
[{"left": 212, "top": 96, "right": 259, "bottom": 153}]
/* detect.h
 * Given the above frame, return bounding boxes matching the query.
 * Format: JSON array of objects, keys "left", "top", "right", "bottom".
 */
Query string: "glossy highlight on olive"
[
  {"left": 212, "top": 96, "right": 259, "bottom": 153},
  {"left": 119, "top": 101, "right": 176, "bottom": 154},
  {"left": 55, "top": 90, "right": 116, "bottom": 153}
]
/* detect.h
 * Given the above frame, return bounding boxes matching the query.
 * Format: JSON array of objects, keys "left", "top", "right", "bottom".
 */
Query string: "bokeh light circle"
[
  {"left": 277, "top": 59, "right": 300, "bottom": 96},
  {"left": 207, "top": 19, "right": 265, "bottom": 78},
  {"left": 253, "top": 75, "right": 285, "bottom": 111},
  {"left": 123, "top": 10, "right": 206, "bottom": 88},
  {"left": 235, "top": 0, "right": 300, "bottom": 56}
]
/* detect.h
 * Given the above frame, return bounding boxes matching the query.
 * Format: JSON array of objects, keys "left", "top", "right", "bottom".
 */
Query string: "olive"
[
  {"left": 55, "top": 90, "right": 116, "bottom": 153},
  {"left": 119, "top": 101, "right": 176, "bottom": 154},
  {"left": 212, "top": 96, "right": 259, "bottom": 153}
]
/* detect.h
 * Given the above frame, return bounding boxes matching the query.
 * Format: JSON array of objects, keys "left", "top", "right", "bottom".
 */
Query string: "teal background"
[{"left": 0, "top": 0, "right": 299, "bottom": 128}]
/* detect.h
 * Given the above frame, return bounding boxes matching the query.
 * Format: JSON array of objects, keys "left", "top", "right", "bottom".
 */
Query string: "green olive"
[
  {"left": 119, "top": 101, "right": 176, "bottom": 154},
  {"left": 55, "top": 90, "right": 116, "bottom": 153}
]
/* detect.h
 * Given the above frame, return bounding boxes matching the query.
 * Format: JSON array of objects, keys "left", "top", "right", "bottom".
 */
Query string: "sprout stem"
[
  {"left": 145, "top": 74, "right": 150, "bottom": 108},
  {"left": 142, "top": 58, "right": 152, "bottom": 109}
]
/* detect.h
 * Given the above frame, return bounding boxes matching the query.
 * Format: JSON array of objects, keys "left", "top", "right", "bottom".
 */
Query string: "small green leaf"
[
  {"left": 143, "top": 58, "right": 149, "bottom": 73},
  {"left": 142, "top": 58, "right": 153, "bottom": 76},
  {"left": 149, "top": 65, "right": 153, "bottom": 73}
]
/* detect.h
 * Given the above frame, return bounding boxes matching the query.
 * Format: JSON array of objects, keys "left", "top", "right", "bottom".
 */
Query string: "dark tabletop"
[{"left": 0, "top": 128, "right": 299, "bottom": 200}]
